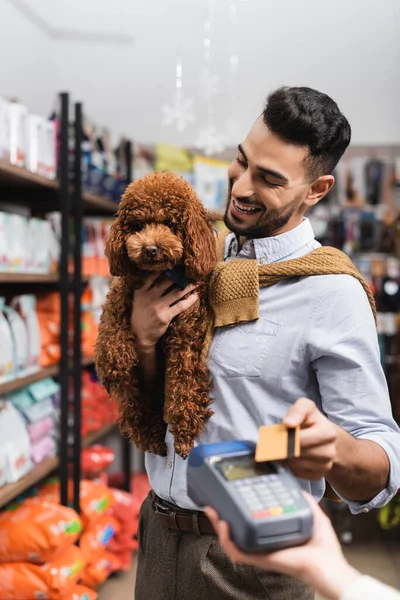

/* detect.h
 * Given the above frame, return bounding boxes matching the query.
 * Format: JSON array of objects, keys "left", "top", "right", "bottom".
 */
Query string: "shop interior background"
[{"left": 0, "top": 0, "right": 399, "bottom": 599}]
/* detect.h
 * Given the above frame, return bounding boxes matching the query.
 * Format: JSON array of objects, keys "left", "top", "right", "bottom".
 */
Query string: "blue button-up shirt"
[{"left": 145, "top": 218, "right": 400, "bottom": 514}]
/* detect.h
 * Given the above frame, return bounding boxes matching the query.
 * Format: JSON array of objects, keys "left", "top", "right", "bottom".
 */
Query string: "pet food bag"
[
  {"left": 0, "top": 299, "right": 14, "bottom": 384},
  {"left": 27, "top": 416, "right": 54, "bottom": 443},
  {"left": 0, "top": 401, "right": 31, "bottom": 484},
  {"left": 0, "top": 500, "right": 82, "bottom": 563},
  {"left": 80, "top": 516, "right": 119, "bottom": 561},
  {"left": 11, "top": 295, "right": 41, "bottom": 372},
  {"left": 81, "top": 446, "right": 115, "bottom": 479},
  {"left": 80, "top": 551, "right": 121, "bottom": 589},
  {"left": 39, "top": 480, "right": 114, "bottom": 527},
  {"left": 31, "top": 436, "right": 56, "bottom": 464},
  {"left": 60, "top": 585, "right": 98, "bottom": 600},
  {"left": 2, "top": 301, "right": 29, "bottom": 376},
  {"left": 0, "top": 545, "right": 86, "bottom": 600}
]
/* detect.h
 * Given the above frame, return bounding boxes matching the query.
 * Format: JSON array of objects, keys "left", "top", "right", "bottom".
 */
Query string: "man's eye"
[
  {"left": 130, "top": 222, "right": 144, "bottom": 232},
  {"left": 235, "top": 155, "right": 247, "bottom": 167}
]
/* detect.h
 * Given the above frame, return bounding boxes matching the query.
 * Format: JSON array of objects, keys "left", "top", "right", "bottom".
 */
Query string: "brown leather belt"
[{"left": 152, "top": 494, "right": 215, "bottom": 535}]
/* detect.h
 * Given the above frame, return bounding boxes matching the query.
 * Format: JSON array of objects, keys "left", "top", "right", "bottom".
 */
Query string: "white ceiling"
[{"left": 8, "top": 0, "right": 400, "bottom": 146}]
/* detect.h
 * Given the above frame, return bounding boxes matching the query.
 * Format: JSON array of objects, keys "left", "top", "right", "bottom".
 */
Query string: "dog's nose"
[{"left": 145, "top": 245, "right": 158, "bottom": 258}]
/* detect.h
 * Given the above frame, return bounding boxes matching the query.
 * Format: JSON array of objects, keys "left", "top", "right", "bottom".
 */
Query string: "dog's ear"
[
  {"left": 183, "top": 208, "right": 217, "bottom": 279},
  {"left": 105, "top": 219, "right": 131, "bottom": 276}
]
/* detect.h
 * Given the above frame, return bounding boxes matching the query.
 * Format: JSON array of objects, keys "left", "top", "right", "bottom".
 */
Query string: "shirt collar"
[{"left": 226, "top": 218, "right": 316, "bottom": 265}]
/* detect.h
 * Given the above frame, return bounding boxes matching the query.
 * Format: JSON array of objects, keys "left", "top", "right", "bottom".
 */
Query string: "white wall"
[
  {"left": 0, "top": 1, "right": 55, "bottom": 115},
  {"left": 1, "top": 0, "right": 400, "bottom": 145}
]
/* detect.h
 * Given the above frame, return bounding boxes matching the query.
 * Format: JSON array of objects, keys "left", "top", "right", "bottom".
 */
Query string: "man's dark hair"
[{"left": 263, "top": 86, "right": 351, "bottom": 181}]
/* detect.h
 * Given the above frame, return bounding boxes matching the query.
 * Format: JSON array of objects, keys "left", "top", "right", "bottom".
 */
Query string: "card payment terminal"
[{"left": 187, "top": 441, "right": 313, "bottom": 553}]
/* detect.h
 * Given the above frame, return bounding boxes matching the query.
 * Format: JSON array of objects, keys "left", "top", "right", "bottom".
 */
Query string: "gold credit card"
[{"left": 255, "top": 424, "right": 300, "bottom": 463}]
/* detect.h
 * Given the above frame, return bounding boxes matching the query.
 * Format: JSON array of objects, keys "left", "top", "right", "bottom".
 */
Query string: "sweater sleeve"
[{"left": 342, "top": 575, "right": 400, "bottom": 600}]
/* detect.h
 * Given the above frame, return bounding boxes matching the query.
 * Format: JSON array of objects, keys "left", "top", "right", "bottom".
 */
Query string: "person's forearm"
[
  {"left": 327, "top": 426, "right": 390, "bottom": 501},
  {"left": 136, "top": 343, "right": 158, "bottom": 385},
  {"left": 305, "top": 559, "right": 360, "bottom": 600}
]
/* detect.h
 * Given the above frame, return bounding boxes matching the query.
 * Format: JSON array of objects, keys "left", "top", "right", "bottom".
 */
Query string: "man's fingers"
[
  {"left": 205, "top": 507, "right": 219, "bottom": 532},
  {"left": 287, "top": 457, "right": 334, "bottom": 479},
  {"left": 299, "top": 426, "right": 337, "bottom": 449},
  {"left": 168, "top": 291, "right": 199, "bottom": 318},
  {"left": 167, "top": 284, "right": 198, "bottom": 306},
  {"left": 283, "top": 397, "right": 316, "bottom": 427},
  {"left": 140, "top": 272, "right": 161, "bottom": 291}
]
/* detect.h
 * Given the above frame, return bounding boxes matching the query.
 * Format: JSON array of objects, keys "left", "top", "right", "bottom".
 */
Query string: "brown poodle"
[{"left": 94, "top": 171, "right": 217, "bottom": 458}]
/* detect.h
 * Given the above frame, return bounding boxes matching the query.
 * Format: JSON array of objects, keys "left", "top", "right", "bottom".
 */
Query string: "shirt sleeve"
[
  {"left": 306, "top": 275, "right": 400, "bottom": 514},
  {"left": 341, "top": 575, "right": 400, "bottom": 600}
]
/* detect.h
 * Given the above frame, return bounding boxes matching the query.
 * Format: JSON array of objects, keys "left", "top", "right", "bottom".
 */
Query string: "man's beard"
[{"left": 223, "top": 188, "right": 304, "bottom": 239}]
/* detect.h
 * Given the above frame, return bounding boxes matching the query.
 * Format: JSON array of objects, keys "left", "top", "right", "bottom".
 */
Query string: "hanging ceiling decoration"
[
  {"left": 8, "top": 0, "right": 134, "bottom": 45},
  {"left": 195, "top": 0, "right": 227, "bottom": 157},
  {"left": 161, "top": 59, "right": 196, "bottom": 133}
]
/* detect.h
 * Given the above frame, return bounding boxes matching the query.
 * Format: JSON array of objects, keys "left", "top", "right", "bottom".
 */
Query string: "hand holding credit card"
[{"left": 255, "top": 424, "right": 300, "bottom": 463}]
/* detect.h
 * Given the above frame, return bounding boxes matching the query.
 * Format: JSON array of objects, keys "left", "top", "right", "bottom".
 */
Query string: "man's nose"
[{"left": 231, "top": 170, "right": 254, "bottom": 200}]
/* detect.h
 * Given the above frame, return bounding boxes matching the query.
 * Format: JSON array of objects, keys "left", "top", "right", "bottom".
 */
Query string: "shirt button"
[
  {"left": 362, "top": 508, "right": 369, "bottom": 514},
  {"left": 167, "top": 460, "right": 173, "bottom": 469},
  {"left": 259, "top": 258, "right": 265, "bottom": 264}
]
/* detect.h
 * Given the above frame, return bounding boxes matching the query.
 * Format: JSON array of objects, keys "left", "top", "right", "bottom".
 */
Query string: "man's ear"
[{"left": 305, "top": 175, "right": 335, "bottom": 207}]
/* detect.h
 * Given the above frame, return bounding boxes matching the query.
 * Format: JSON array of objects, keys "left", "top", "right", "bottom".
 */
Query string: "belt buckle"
[{"left": 153, "top": 497, "right": 180, "bottom": 530}]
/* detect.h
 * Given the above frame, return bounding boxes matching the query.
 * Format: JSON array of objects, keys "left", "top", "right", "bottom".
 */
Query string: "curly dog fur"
[{"left": 94, "top": 171, "right": 217, "bottom": 458}]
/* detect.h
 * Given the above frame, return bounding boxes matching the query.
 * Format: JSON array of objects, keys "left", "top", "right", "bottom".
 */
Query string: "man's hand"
[
  {"left": 130, "top": 273, "right": 199, "bottom": 349},
  {"left": 283, "top": 398, "right": 337, "bottom": 480}
]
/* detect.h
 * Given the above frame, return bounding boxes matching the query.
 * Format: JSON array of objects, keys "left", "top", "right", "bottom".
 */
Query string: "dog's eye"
[
  {"left": 164, "top": 220, "right": 175, "bottom": 230},
  {"left": 130, "top": 223, "right": 144, "bottom": 232}
]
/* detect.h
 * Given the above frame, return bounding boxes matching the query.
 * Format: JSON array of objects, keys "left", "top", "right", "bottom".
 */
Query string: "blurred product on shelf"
[
  {"left": 80, "top": 551, "right": 121, "bottom": 589},
  {"left": 81, "top": 279, "right": 110, "bottom": 357},
  {"left": 82, "top": 219, "right": 112, "bottom": 277},
  {"left": 81, "top": 445, "right": 115, "bottom": 485},
  {"left": 0, "top": 499, "right": 82, "bottom": 563},
  {"left": 0, "top": 400, "right": 32, "bottom": 485},
  {"left": 0, "top": 295, "right": 42, "bottom": 380},
  {"left": 107, "top": 487, "right": 142, "bottom": 568},
  {"left": 0, "top": 211, "right": 60, "bottom": 274},
  {"left": 80, "top": 515, "right": 120, "bottom": 562},
  {"left": 0, "top": 97, "right": 56, "bottom": 179},
  {"left": 7, "top": 378, "right": 60, "bottom": 466},
  {"left": 193, "top": 154, "right": 230, "bottom": 213},
  {"left": 0, "top": 544, "right": 86, "bottom": 600},
  {"left": 78, "top": 371, "right": 117, "bottom": 438},
  {"left": 37, "top": 292, "right": 71, "bottom": 366},
  {"left": 39, "top": 479, "right": 114, "bottom": 528},
  {"left": 61, "top": 586, "right": 98, "bottom": 600}
]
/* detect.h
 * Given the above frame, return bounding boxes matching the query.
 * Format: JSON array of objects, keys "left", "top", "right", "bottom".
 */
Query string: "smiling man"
[{"left": 132, "top": 86, "right": 400, "bottom": 600}]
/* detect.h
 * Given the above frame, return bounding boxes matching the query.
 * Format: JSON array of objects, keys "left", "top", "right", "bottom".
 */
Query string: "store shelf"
[
  {"left": 0, "top": 160, "right": 118, "bottom": 215},
  {"left": 0, "top": 358, "right": 95, "bottom": 396},
  {"left": 0, "top": 456, "right": 59, "bottom": 508},
  {"left": 83, "top": 190, "right": 118, "bottom": 214},
  {"left": 0, "top": 423, "right": 114, "bottom": 508},
  {"left": 0, "top": 272, "right": 59, "bottom": 284},
  {"left": 83, "top": 423, "right": 115, "bottom": 447},
  {"left": 0, "top": 159, "right": 58, "bottom": 190},
  {"left": 0, "top": 366, "right": 59, "bottom": 396}
]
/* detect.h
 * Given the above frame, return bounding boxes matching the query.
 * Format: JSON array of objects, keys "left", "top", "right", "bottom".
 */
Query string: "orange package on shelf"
[
  {"left": 0, "top": 500, "right": 82, "bottom": 564},
  {"left": 80, "top": 516, "right": 120, "bottom": 562},
  {"left": 60, "top": 585, "right": 98, "bottom": 600},
  {"left": 0, "top": 545, "right": 86, "bottom": 600},
  {"left": 39, "top": 480, "right": 115, "bottom": 527},
  {"left": 80, "top": 551, "right": 121, "bottom": 589},
  {"left": 81, "top": 446, "right": 115, "bottom": 479},
  {"left": 108, "top": 488, "right": 141, "bottom": 526},
  {"left": 37, "top": 293, "right": 74, "bottom": 367}
]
